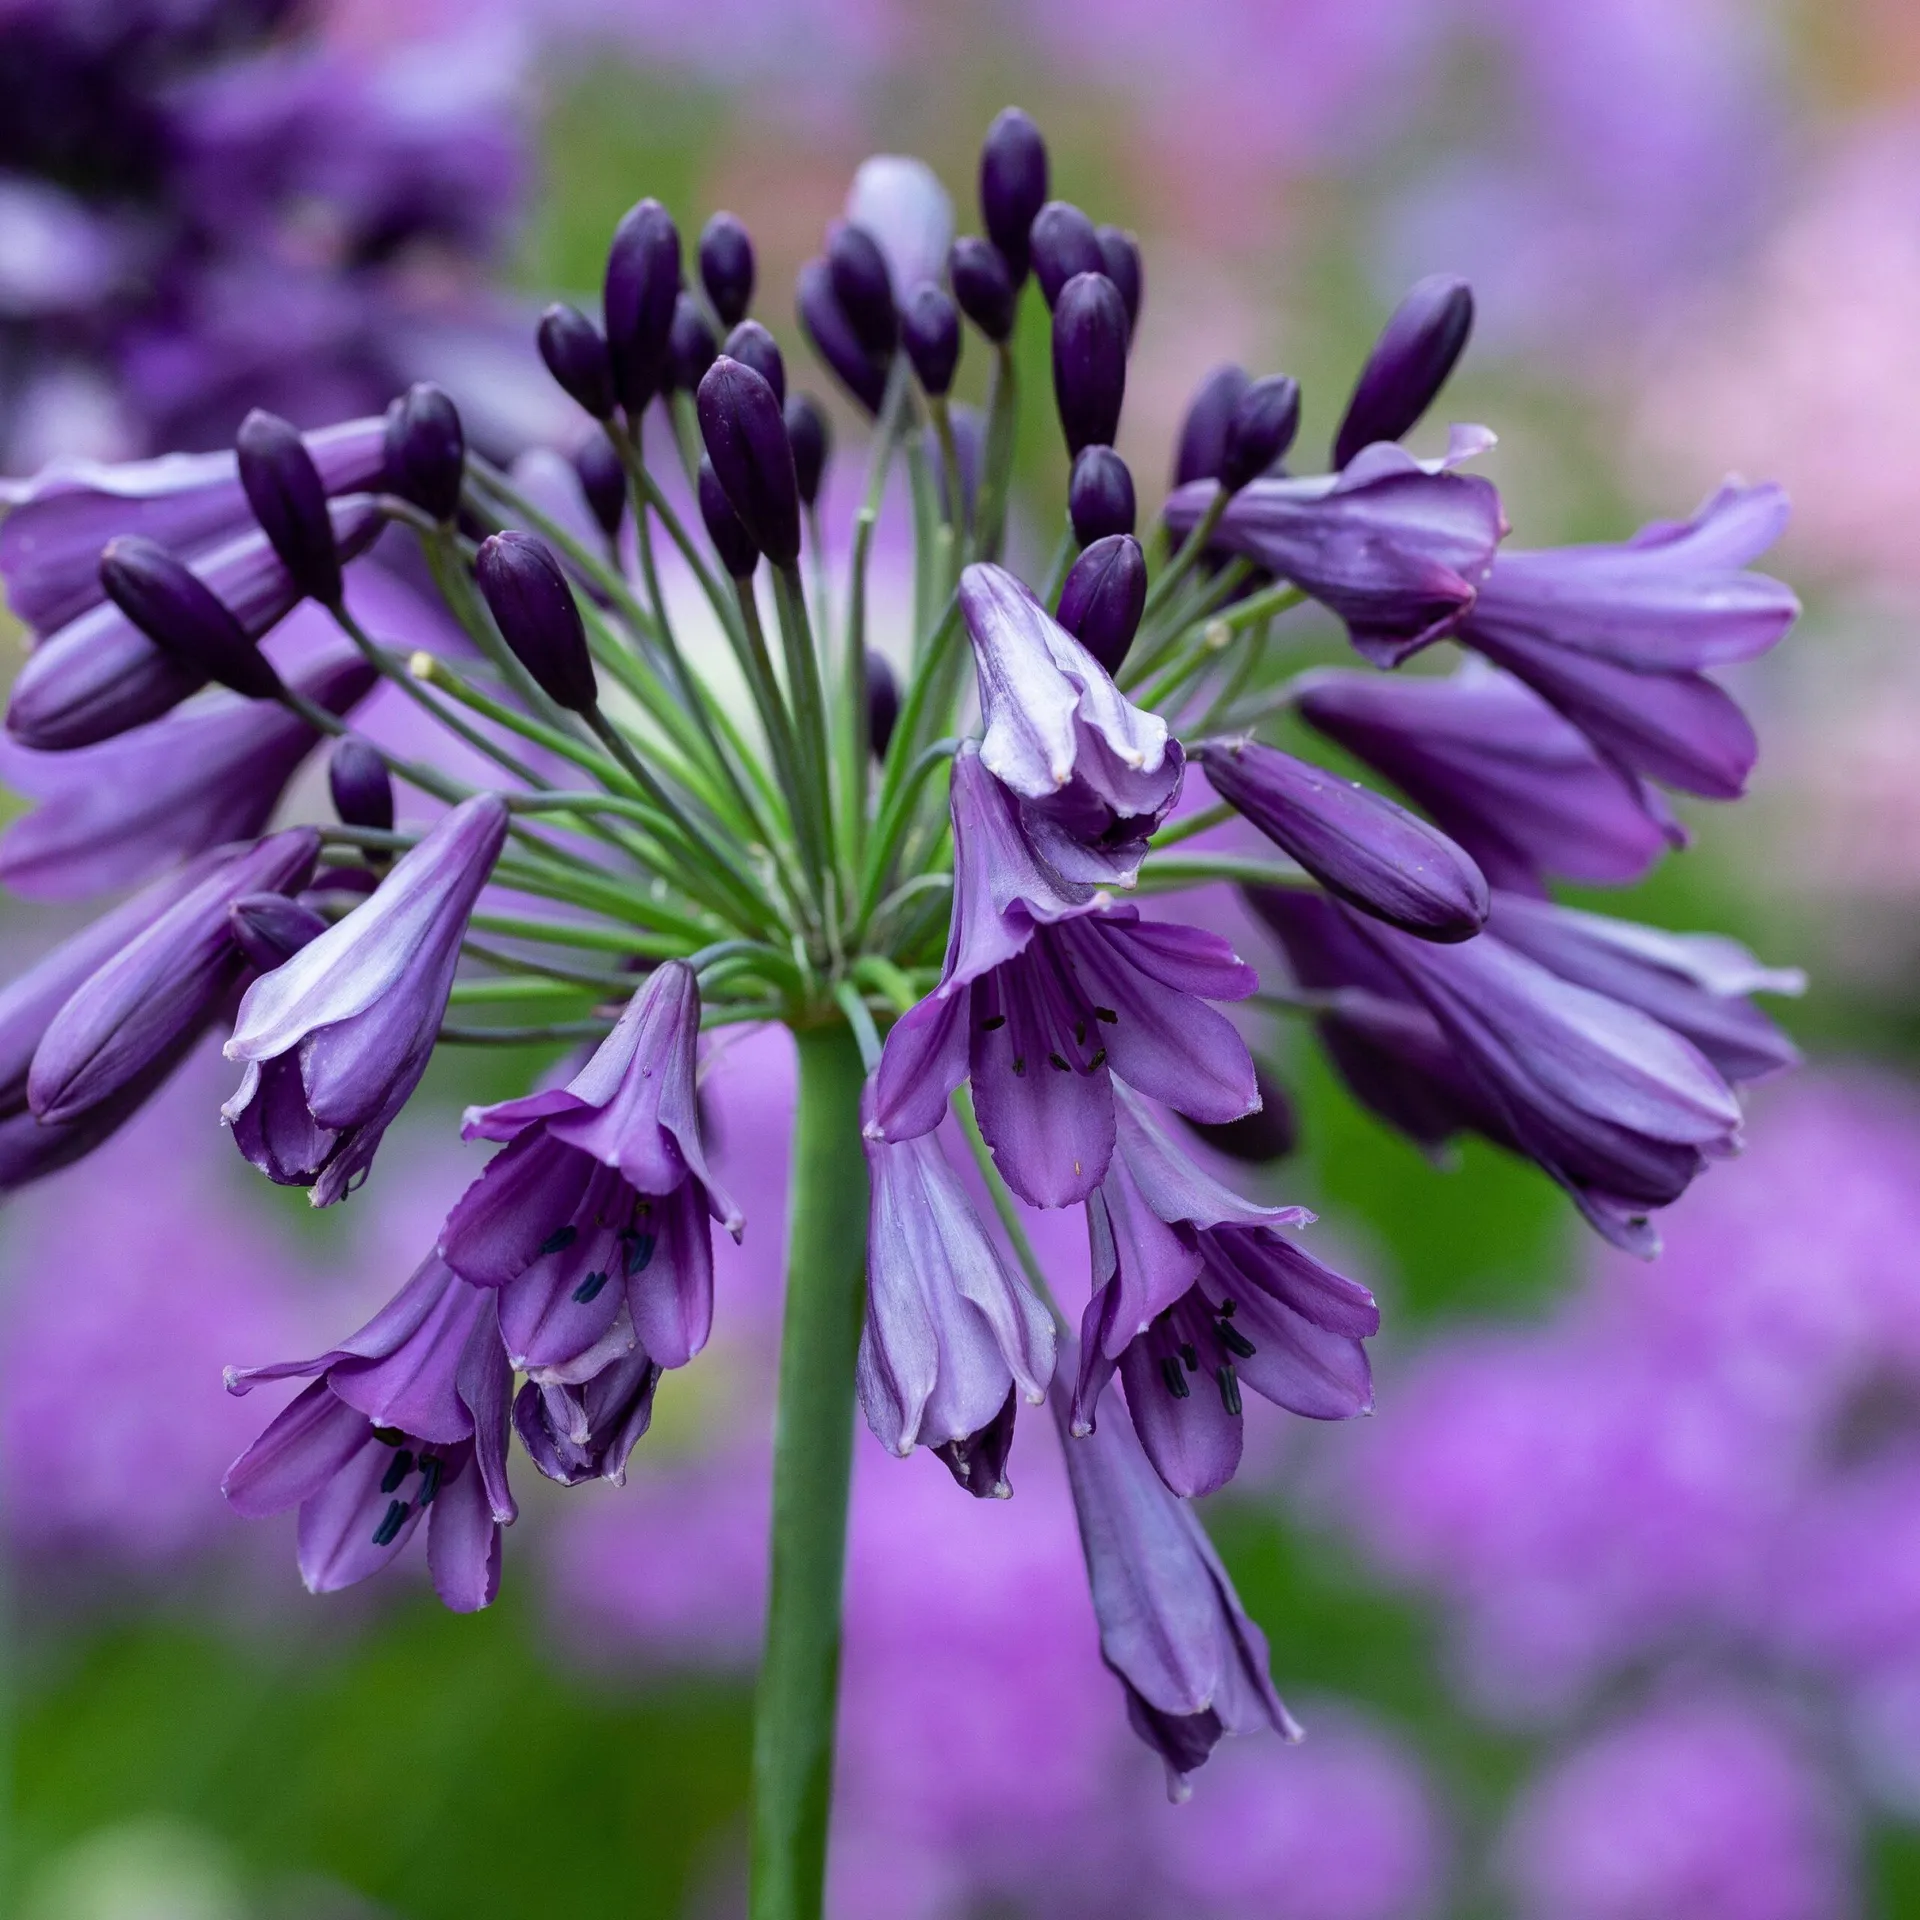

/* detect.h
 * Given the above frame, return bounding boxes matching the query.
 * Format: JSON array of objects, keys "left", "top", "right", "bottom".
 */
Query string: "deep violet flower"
[
  {"left": 1331, "top": 275, "right": 1475, "bottom": 471},
  {"left": 1163, "top": 429, "right": 1508, "bottom": 668},
  {"left": 222, "top": 1255, "right": 516, "bottom": 1612},
  {"left": 1072, "top": 1087, "right": 1376, "bottom": 1498},
  {"left": 222, "top": 794, "right": 509, "bottom": 1206},
  {"left": 868, "top": 747, "right": 1258, "bottom": 1209}
]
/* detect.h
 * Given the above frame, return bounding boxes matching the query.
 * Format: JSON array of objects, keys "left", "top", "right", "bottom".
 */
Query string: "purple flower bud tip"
[
  {"left": 1182, "top": 1065, "right": 1298, "bottom": 1162},
  {"left": 230, "top": 891, "right": 329, "bottom": 971},
  {"left": 1051, "top": 270, "right": 1129, "bottom": 457},
  {"left": 867, "top": 650, "right": 900, "bottom": 760},
  {"left": 698, "top": 210, "right": 755, "bottom": 329},
  {"left": 572, "top": 435, "right": 627, "bottom": 541},
  {"left": 237, "top": 408, "right": 341, "bottom": 607},
  {"left": 796, "top": 257, "right": 888, "bottom": 416},
  {"left": 1174, "top": 363, "right": 1251, "bottom": 488},
  {"left": 1220, "top": 374, "right": 1301, "bottom": 492},
  {"left": 1056, "top": 534, "right": 1147, "bottom": 678},
  {"left": 979, "top": 107, "right": 1048, "bottom": 284},
  {"left": 698, "top": 457, "right": 760, "bottom": 580},
  {"left": 696, "top": 356, "right": 801, "bottom": 570},
  {"left": 382, "top": 382, "right": 464, "bottom": 524},
  {"left": 1332, "top": 273, "right": 1474, "bottom": 470},
  {"left": 603, "top": 198, "right": 682, "bottom": 414},
  {"left": 948, "top": 236, "right": 1016, "bottom": 344},
  {"left": 474, "top": 531, "right": 599, "bottom": 714},
  {"left": 667, "top": 293, "right": 718, "bottom": 395},
  {"left": 723, "top": 320, "right": 786, "bottom": 408},
  {"left": 1096, "top": 225, "right": 1143, "bottom": 331},
  {"left": 784, "top": 394, "right": 830, "bottom": 509},
  {"left": 328, "top": 736, "right": 393, "bottom": 833},
  {"left": 1069, "top": 446, "right": 1136, "bottom": 545},
  {"left": 828, "top": 220, "right": 899, "bottom": 357},
  {"left": 538, "top": 303, "right": 616, "bottom": 421},
  {"left": 901, "top": 283, "right": 961, "bottom": 397},
  {"left": 1029, "top": 200, "right": 1103, "bottom": 310},
  {"left": 98, "top": 536, "right": 283, "bottom": 703}
]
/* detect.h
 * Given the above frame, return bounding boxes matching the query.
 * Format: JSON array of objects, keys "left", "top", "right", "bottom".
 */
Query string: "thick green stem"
[{"left": 750, "top": 1021, "right": 870, "bottom": 1920}]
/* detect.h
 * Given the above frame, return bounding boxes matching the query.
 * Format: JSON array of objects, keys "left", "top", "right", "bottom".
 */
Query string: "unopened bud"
[
  {"left": 1332, "top": 274, "right": 1473, "bottom": 469},
  {"left": 1051, "top": 271, "right": 1128, "bottom": 456},
  {"left": 667, "top": 293, "right": 719, "bottom": 394},
  {"left": 784, "top": 394, "right": 831, "bottom": 508},
  {"left": 573, "top": 436, "right": 627, "bottom": 541},
  {"left": 948, "top": 237, "right": 1016, "bottom": 344},
  {"left": 237, "top": 410, "right": 341, "bottom": 606},
  {"left": 1055, "top": 534, "right": 1146, "bottom": 677},
  {"left": 979, "top": 108, "right": 1049, "bottom": 285},
  {"left": 1068, "top": 446, "right": 1135, "bottom": 545},
  {"left": 382, "top": 382, "right": 465, "bottom": 524},
  {"left": 1220, "top": 374, "right": 1301, "bottom": 491},
  {"left": 901, "top": 284, "right": 960, "bottom": 396},
  {"left": 230, "top": 892, "right": 329, "bottom": 971},
  {"left": 696, "top": 357, "right": 801, "bottom": 568},
  {"left": 723, "top": 320, "right": 786, "bottom": 407},
  {"left": 603, "top": 198, "right": 682, "bottom": 413},
  {"left": 698, "top": 211, "right": 755, "bottom": 328},
  {"left": 1173, "top": 364, "right": 1250, "bottom": 488},
  {"left": 99, "top": 537, "right": 284, "bottom": 702},
  {"left": 1095, "top": 225, "right": 1143, "bottom": 333},
  {"left": 828, "top": 221, "right": 898, "bottom": 357},
  {"left": 1029, "top": 201, "right": 1101, "bottom": 309},
  {"left": 474, "top": 531, "right": 599, "bottom": 713},
  {"left": 698, "top": 457, "right": 760, "bottom": 580},
  {"left": 538, "top": 303, "right": 616, "bottom": 420},
  {"left": 797, "top": 258, "right": 888, "bottom": 415},
  {"left": 328, "top": 736, "right": 394, "bottom": 832}
]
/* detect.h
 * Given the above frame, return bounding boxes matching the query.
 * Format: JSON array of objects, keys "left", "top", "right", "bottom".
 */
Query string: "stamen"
[
  {"left": 1218, "top": 1319, "right": 1257, "bottom": 1360},
  {"left": 1179, "top": 1341, "right": 1199, "bottom": 1371},
  {"left": 371, "top": 1499, "right": 410, "bottom": 1548},
  {"left": 573, "top": 1270, "right": 609, "bottom": 1303},
  {"left": 380, "top": 1449, "right": 414, "bottom": 1494},
  {"left": 1012, "top": 1057, "right": 1026, "bottom": 1076},
  {"left": 1086, "top": 1049, "right": 1107, "bottom": 1071},
  {"left": 980, "top": 1014, "right": 1006, "bottom": 1031},
  {"left": 1048, "top": 1052, "right": 1071, "bottom": 1073},
  {"left": 1161, "top": 1357, "right": 1191, "bottom": 1399},
  {"left": 539, "top": 1223, "right": 578, "bottom": 1255},
  {"left": 417, "top": 1455, "right": 444, "bottom": 1508},
  {"left": 622, "top": 1230, "right": 656, "bottom": 1276},
  {"left": 1093, "top": 1006, "right": 1118, "bottom": 1024},
  {"left": 1219, "top": 1297, "right": 1237, "bottom": 1317},
  {"left": 1217, "top": 1365, "right": 1243, "bottom": 1416},
  {"left": 372, "top": 1426, "right": 406, "bottom": 1447},
  {"left": 1074, "top": 1020, "right": 1087, "bottom": 1045}
]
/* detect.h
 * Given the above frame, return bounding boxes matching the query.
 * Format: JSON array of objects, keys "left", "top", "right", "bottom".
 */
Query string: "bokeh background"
[{"left": 4, "top": 0, "right": 1920, "bottom": 1913}]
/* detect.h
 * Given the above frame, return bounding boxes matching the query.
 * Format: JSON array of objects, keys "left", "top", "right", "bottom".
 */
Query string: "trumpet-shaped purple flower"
[
  {"left": 0, "top": 650, "right": 375, "bottom": 899},
  {"left": 1164, "top": 430, "right": 1508, "bottom": 668},
  {"left": 858, "top": 1118, "right": 1055, "bottom": 1487},
  {"left": 960, "top": 561, "right": 1182, "bottom": 884},
  {"left": 222, "top": 1255, "right": 515, "bottom": 1613},
  {"left": 1460, "top": 483, "right": 1799, "bottom": 798},
  {"left": 1296, "top": 661, "right": 1673, "bottom": 894},
  {"left": 440, "top": 960, "right": 741, "bottom": 1391},
  {"left": 1073, "top": 1088, "right": 1376, "bottom": 1497},
  {"left": 870, "top": 749, "right": 1258, "bottom": 1208},
  {"left": 223, "top": 794, "right": 508, "bottom": 1206},
  {"left": 1051, "top": 1365, "right": 1299, "bottom": 1798}
]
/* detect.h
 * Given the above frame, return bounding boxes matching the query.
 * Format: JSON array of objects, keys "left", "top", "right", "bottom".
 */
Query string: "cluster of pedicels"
[{"left": 0, "top": 105, "right": 1801, "bottom": 1794}]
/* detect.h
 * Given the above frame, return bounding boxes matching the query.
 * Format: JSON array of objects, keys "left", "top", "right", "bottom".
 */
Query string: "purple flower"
[
  {"left": 1460, "top": 483, "right": 1799, "bottom": 799},
  {"left": 440, "top": 960, "right": 741, "bottom": 1398},
  {"left": 222, "top": 1255, "right": 516, "bottom": 1613},
  {"left": 960, "top": 561, "right": 1182, "bottom": 884},
  {"left": 222, "top": 794, "right": 509, "bottom": 1206},
  {"left": 1332, "top": 274, "right": 1475, "bottom": 470},
  {"left": 1296, "top": 660, "right": 1673, "bottom": 893},
  {"left": 0, "top": 650, "right": 374, "bottom": 899},
  {"left": 1072, "top": 1087, "right": 1376, "bottom": 1497},
  {"left": 1196, "top": 734, "right": 1489, "bottom": 942},
  {"left": 858, "top": 1119, "right": 1056, "bottom": 1489},
  {"left": 1051, "top": 1364, "right": 1300, "bottom": 1798},
  {"left": 1163, "top": 430, "right": 1508, "bottom": 668},
  {"left": 869, "top": 748, "right": 1258, "bottom": 1209}
]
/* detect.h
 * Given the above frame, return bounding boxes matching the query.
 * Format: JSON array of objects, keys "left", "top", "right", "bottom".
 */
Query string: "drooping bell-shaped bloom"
[
  {"left": 222, "top": 1255, "right": 516, "bottom": 1613},
  {"left": 960, "top": 561, "right": 1181, "bottom": 884},
  {"left": 439, "top": 960, "right": 743, "bottom": 1394},
  {"left": 1163, "top": 431, "right": 1507, "bottom": 669},
  {"left": 858, "top": 1114, "right": 1055, "bottom": 1485},
  {"left": 1196, "top": 736, "right": 1489, "bottom": 942},
  {"left": 1072, "top": 1088, "right": 1376, "bottom": 1497},
  {"left": 1331, "top": 275, "right": 1474, "bottom": 470},
  {"left": 1459, "top": 483, "right": 1799, "bottom": 799},
  {"left": 223, "top": 794, "right": 508, "bottom": 1205},
  {"left": 1051, "top": 1363, "right": 1300, "bottom": 1799},
  {"left": 0, "top": 650, "right": 374, "bottom": 899},
  {"left": 869, "top": 748, "right": 1258, "bottom": 1208},
  {"left": 1295, "top": 661, "right": 1673, "bottom": 894}
]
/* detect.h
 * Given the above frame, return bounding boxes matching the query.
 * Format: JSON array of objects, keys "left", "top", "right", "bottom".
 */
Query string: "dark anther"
[
  {"left": 980, "top": 1014, "right": 1007, "bottom": 1031},
  {"left": 539, "top": 1224, "right": 579, "bottom": 1255},
  {"left": 380, "top": 1449, "right": 414, "bottom": 1494},
  {"left": 573, "top": 1270, "right": 609, "bottom": 1304},
  {"left": 1093, "top": 1006, "right": 1118, "bottom": 1024},
  {"left": 1178, "top": 1341, "right": 1199, "bottom": 1371},
  {"left": 1086, "top": 1049, "right": 1107, "bottom": 1071},
  {"left": 1217, "top": 1365, "right": 1243, "bottom": 1417},
  {"left": 623, "top": 1231, "right": 657, "bottom": 1276},
  {"left": 373, "top": 1426, "right": 406, "bottom": 1447},
  {"left": 1220, "top": 1297, "right": 1238, "bottom": 1316},
  {"left": 417, "top": 1456, "right": 444, "bottom": 1508},
  {"left": 371, "top": 1499, "right": 410, "bottom": 1548},
  {"left": 1012, "top": 1057, "right": 1027, "bottom": 1077},
  {"left": 1162, "top": 1357, "right": 1192, "bottom": 1400},
  {"left": 1217, "top": 1319, "right": 1257, "bottom": 1360},
  {"left": 1049, "top": 1052, "right": 1072, "bottom": 1073}
]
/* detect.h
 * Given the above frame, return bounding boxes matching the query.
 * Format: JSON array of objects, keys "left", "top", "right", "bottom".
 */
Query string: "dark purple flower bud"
[
  {"left": 1051, "top": 271, "right": 1128, "bottom": 456},
  {"left": 572, "top": 436, "right": 627, "bottom": 542},
  {"left": 1056, "top": 534, "right": 1147, "bottom": 678},
  {"left": 667, "top": 293, "right": 719, "bottom": 394},
  {"left": 1096, "top": 225, "right": 1143, "bottom": 331},
  {"left": 696, "top": 357, "right": 801, "bottom": 569},
  {"left": 1173, "top": 364, "right": 1250, "bottom": 488},
  {"left": 979, "top": 107, "right": 1049, "bottom": 284},
  {"left": 1220, "top": 374, "right": 1301, "bottom": 492},
  {"left": 1069, "top": 446, "right": 1136, "bottom": 545},
  {"left": 537, "top": 303, "right": 616, "bottom": 420},
  {"left": 722, "top": 319, "right": 785, "bottom": 407},
  {"left": 867, "top": 649, "right": 900, "bottom": 760},
  {"left": 230, "top": 892, "right": 329, "bottom": 971},
  {"left": 698, "top": 211, "right": 755, "bottom": 328},
  {"left": 1029, "top": 200, "right": 1102, "bottom": 309},
  {"left": 796, "top": 257, "right": 889, "bottom": 415},
  {"left": 382, "top": 383, "right": 465, "bottom": 524},
  {"left": 698, "top": 457, "right": 760, "bottom": 579},
  {"left": 828, "top": 221, "right": 898, "bottom": 357},
  {"left": 1197, "top": 736, "right": 1489, "bottom": 941},
  {"left": 603, "top": 198, "right": 682, "bottom": 413},
  {"left": 784, "top": 394, "right": 830, "bottom": 508},
  {"left": 237, "top": 409, "right": 341, "bottom": 606},
  {"left": 948, "top": 236, "right": 1016, "bottom": 343},
  {"left": 1182, "top": 1065, "right": 1298, "bottom": 1162},
  {"left": 329, "top": 736, "right": 393, "bottom": 833},
  {"left": 901, "top": 283, "right": 960, "bottom": 396},
  {"left": 474, "top": 531, "right": 598, "bottom": 714},
  {"left": 98, "top": 536, "right": 283, "bottom": 702},
  {"left": 1332, "top": 274, "right": 1474, "bottom": 469}
]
